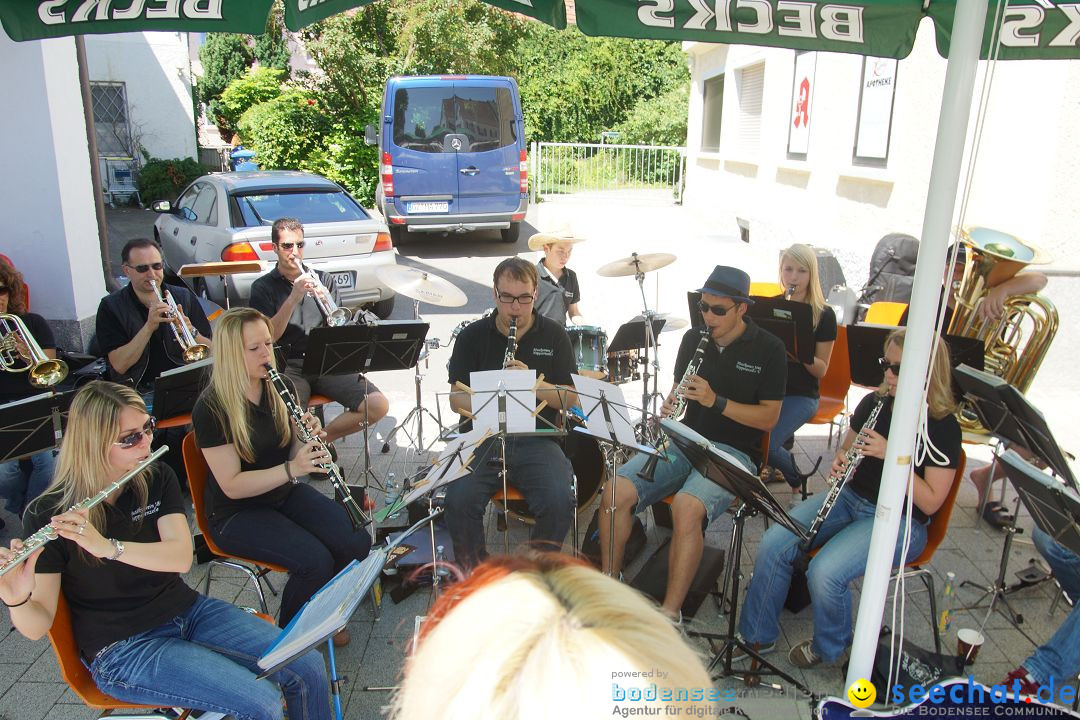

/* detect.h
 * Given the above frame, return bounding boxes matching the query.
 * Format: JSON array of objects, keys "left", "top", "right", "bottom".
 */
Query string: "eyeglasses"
[
  {"left": 496, "top": 291, "right": 534, "bottom": 305},
  {"left": 697, "top": 300, "right": 736, "bottom": 316},
  {"left": 276, "top": 242, "right": 305, "bottom": 251},
  {"left": 879, "top": 357, "right": 902, "bottom": 375},
  {"left": 114, "top": 417, "right": 157, "bottom": 449},
  {"left": 125, "top": 262, "right": 164, "bottom": 274}
]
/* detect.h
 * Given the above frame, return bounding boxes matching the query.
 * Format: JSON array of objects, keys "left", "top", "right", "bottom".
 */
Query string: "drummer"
[{"left": 531, "top": 224, "right": 585, "bottom": 326}]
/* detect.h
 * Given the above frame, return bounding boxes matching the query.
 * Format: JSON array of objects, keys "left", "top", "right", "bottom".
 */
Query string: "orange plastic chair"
[
  {"left": 750, "top": 281, "right": 783, "bottom": 298},
  {"left": 808, "top": 325, "right": 852, "bottom": 445},
  {"left": 182, "top": 431, "right": 288, "bottom": 614},
  {"left": 864, "top": 301, "right": 908, "bottom": 326}
]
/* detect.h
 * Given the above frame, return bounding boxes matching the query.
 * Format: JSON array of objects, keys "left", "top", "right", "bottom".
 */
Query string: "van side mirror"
[{"left": 364, "top": 125, "right": 377, "bottom": 146}]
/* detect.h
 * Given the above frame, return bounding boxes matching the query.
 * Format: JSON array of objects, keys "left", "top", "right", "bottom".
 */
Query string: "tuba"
[{"left": 0, "top": 314, "right": 68, "bottom": 388}]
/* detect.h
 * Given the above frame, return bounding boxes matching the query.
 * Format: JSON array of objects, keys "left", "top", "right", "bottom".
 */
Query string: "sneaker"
[
  {"left": 730, "top": 636, "right": 776, "bottom": 663},
  {"left": 1000, "top": 667, "right": 1039, "bottom": 696},
  {"left": 788, "top": 639, "right": 823, "bottom": 668}
]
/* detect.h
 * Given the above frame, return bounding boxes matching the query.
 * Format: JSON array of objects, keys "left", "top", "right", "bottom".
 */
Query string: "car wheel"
[
  {"left": 371, "top": 295, "right": 395, "bottom": 319},
  {"left": 500, "top": 222, "right": 521, "bottom": 244}
]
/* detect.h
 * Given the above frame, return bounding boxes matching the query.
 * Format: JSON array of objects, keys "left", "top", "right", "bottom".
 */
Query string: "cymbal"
[
  {"left": 660, "top": 317, "right": 688, "bottom": 332},
  {"left": 375, "top": 265, "right": 467, "bottom": 307},
  {"left": 596, "top": 252, "right": 677, "bottom": 277}
]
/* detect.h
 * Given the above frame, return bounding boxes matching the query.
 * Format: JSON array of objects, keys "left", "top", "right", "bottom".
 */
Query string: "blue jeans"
[
  {"left": 767, "top": 395, "right": 819, "bottom": 487},
  {"left": 738, "top": 489, "right": 927, "bottom": 662},
  {"left": 209, "top": 483, "right": 372, "bottom": 626},
  {"left": 90, "top": 594, "right": 330, "bottom": 720},
  {"left": 444, "top": 435, "right": 575, "bottom": 569},
  {"left": 1024, "top": 527, "right": 1080, "bottom": 685},
  {"left": 0, "top": 450, "right": 55, "bottom": 518}
]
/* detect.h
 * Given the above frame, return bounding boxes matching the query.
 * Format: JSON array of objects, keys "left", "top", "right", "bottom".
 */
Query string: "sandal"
[{"left": 981, "top": 501, "right": 1014, "bottom": 529}]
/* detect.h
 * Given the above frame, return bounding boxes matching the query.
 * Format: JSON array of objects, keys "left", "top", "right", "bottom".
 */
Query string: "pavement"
[{"left": 2, "top": 195, "right": 1078, "bottom": 719}]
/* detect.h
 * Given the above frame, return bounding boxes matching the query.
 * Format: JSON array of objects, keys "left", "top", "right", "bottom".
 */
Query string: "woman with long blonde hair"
[
  {"left": 191, "top": 307, "right": 370, "bottom": 642},
  {"left": 0, "top": 381, "right": 331, "bottom": 719},
  {"left": 739, "top": 329, "right": 961, "bottom": 669},
  {"left": 762, "top": 243, "right": 837, "bottom": 489}
]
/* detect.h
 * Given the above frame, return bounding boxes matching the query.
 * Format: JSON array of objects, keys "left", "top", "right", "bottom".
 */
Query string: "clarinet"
[
  {"left": 0, "top": 446, "right": 169, "bottom": 577},
  {"left": 263, "top": 364, "right": 370, "bottom": 530},
  {"left": 638, "top": 329, "right": 711, "bottom": 482},
  {"left": 785, "top": 284, "right": 796, "bottom": 301},
  {"left": 798, "top": 394, "right": 887, "bottom": 553},
  {"left": 503, "top": 317, "right": 518, "bottom": 368}
]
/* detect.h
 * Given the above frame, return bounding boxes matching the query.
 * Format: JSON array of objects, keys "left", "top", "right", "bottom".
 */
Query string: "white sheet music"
[
  {"left": 397, "top": 427, "right": 493, "bottom": 507},
  {"left": 571, "top": 374, "right": 656, "bottom": 455},
  {"left": 470, "top": 369, "right": 537, "bottom": 434}
]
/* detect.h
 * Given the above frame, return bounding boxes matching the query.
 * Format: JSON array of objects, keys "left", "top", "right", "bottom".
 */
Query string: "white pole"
[{"left": 845, "top": 0, "right": 988, "bottom": 687}]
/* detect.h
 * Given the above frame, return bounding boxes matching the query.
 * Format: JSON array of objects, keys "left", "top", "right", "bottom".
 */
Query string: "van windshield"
[{"left": 392, "top": 86, "right": 517, "bottom": 154}]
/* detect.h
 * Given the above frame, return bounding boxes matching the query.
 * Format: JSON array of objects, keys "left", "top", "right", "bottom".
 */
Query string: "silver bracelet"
[
  {"left": 108, "top": 538, "right": 125, "bottom": 561},
  {"left": 284, "top": 460, "right": 297, "bottom": 484}
]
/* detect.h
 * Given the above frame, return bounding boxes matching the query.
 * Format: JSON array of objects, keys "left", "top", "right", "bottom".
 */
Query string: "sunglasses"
[
  {"left": 276, "top": 241, "right": 306, "bottom": 251},
  {"left": 125, "top": 262, "right": 164, "bottom": 274},
  {"left": 697, "top": 300, "right": 736, "bottom": 316},
  {"left": 496, "top": 291, "right": 535, "bottom": 305},
  {"left": 114, "top": 417, "right": 157, "bottom": 449},
  {"left": 879, "top": 357, "right": 902, "bottom": 375}
]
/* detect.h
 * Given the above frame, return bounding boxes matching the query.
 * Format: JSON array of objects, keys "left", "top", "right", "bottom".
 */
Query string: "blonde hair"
[
  {"left": 880, "top": 329, "right": 957, "bottom": 420},
  {"left": 779, "top": 243, "right": 826, "bottom": 326},
  {"left": 391, "top": 554, "right": 716, "bottom": 720},
  {"left": 204, "top": 307, "right": 290, "bottom": 462},
  {"left": 38, "top": 382, "right": 151, "bottom": 556}
]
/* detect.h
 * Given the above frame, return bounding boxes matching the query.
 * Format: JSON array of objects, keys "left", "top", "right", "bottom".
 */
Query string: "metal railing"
[{"left": 531, "top": 141, "right": 687, "bottom": 204}]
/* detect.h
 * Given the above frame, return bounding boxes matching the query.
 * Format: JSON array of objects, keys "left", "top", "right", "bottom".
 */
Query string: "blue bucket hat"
[{"left": 695, "top": 265, "right": 753, "bottom": 304}]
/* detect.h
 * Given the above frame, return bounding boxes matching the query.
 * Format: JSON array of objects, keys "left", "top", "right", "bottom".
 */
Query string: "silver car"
[{"left": 152, "top": 170, "right": 397, "bottom": 317}]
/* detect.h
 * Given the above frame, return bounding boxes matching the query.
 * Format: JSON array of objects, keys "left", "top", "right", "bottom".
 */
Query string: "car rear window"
[
  {"left": 232, "top": 190, "right": 369, "bottom": 227},
  {"left": 392, "top": 85, "right": 517, "bottom": 154}
]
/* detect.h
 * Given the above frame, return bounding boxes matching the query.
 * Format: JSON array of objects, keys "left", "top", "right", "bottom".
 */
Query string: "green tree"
[
  {"left": 616, "top": 83, "right": 689, "bottom": 146},
  {"left": 199, "top": 33, "right": 253, "bottom": 132},
  {"left": 391, "top": 0, "right": 528, "bottom": 76},
  {"left": 237, "top": 89, "right": 332, "bottom": 176},
  {"left": 218, "top": 67, "right": 285, "bottom": 133},
  {"left": 253, "top": 0, "right": 291, "bottom": 74}
]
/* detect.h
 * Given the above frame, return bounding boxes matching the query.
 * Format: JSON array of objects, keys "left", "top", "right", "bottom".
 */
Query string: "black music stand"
[
  {"left": 152, "top": 358, "right": 212, "bottom": 420},
  {"left": 847, "top": 324, "right": 984, "bottom": 388},
  {"left": 1002, "top": 449, "right": 1080, "bottom": 557},
  {"left": 746, "top": 296, "right": 815, "bottom": 365},
  {"left": 608, "top": 315, "right": 666, "bottom": 419},
  {"left": 0, "top": 391, "right": 74, "bottom": 463},
  {"left": 660, "top": 419, "right": 811, "bottom": 695}
]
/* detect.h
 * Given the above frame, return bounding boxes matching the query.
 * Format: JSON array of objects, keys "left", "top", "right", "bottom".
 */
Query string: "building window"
[
  {"left": 700, "top": 74, "right": 725, "bottom": 153},
  {"left": 90, "top": 82, "right": 133, "bottom": 158},
  {"left": 735, "top": 63, "right": 765, "bottom": 153}
]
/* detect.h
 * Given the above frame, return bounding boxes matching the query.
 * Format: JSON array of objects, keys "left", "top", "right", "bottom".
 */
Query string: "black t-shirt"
[
  {"left": 899, "top": 285, "right": 954, "bottom": 330},
  {"left": 24, "top": 463, "right": 198, "bottom": 659},
  {"left": 191, "top": 382, "right": 294, "bottom": 521},
  {"left": 0, "top": 312, "right": 55, "bottom": 403},
  {"left": 249, "top": 266, "right": 339, "bottom": 359},
  {"left": 535, "top": 261, "right": 580, "bottom": 325},
  {"left": 674, "top": 320, "right": 787, "bottom": 468},
  {"left": 845, "top": 392, "right": 962, "bottom": 523},
  {"left": 447, "top": 311, "right": 577, "bottom": 431},
  {"left": 785, "top": 306, "right": 838, "bottom": 399}
]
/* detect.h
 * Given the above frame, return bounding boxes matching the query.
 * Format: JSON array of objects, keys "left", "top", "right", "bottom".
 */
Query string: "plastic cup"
[{"left": 957, "top": 628, "right": 985, "bottom": 665}]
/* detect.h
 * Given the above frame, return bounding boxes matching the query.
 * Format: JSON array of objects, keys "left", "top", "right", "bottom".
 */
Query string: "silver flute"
[
  {"left": 263, "top": 364, "right": 370, "bottom": 529},
  {"left": 798, "top": 394, "right": 887, "bottom": 553},
  {"left": 0, "top": 446, "right": 168, "bottom": 577},
  {"left": 502, "top": 317, "right": 518, "bottom": 368}
]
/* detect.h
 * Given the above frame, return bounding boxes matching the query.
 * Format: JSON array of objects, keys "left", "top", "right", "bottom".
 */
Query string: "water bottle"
[
  {"left": 435, "top": 545, "right": 450, "bottom": 579},
  {"left": 937, "top": 571, "right": 956, "bottom": 634},
  {"left": 383, "top": 472, "right": 401, "bottom": 520}
]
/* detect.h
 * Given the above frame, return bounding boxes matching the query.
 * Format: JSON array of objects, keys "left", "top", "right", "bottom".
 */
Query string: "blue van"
[{"left": 365, "top": 75, "right": 528, "bottom": 244}]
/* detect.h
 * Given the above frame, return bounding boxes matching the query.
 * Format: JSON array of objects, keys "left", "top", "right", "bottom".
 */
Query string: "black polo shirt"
[
  {"left": 674, "top": 319, "right": 787, "bottom": 468},
  {"left": 191, "top": 381, "right": 294, "bottom": 521},
  {"left": 25, "top": 463, "right": 198, "bottom": 660},
  {"left": 846, "top": 393, "right": 962, "bottom": 524},
  {"left": 249, "top": 265, "right": 339, "bottom": 359},
  {"left": 785, "top": 305, "right": 838, "bottom": 399},
  {"left": 535, "top": 261, "right": 580, "bottom": 325},
  {"left": 0, "top": 312, "right": 55, "bottom": 403},
  {"left": 447, "top": 311, "right": 576, "bottom": 431}
]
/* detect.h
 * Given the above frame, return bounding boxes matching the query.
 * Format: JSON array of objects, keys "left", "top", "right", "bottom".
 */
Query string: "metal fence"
[
  {"left": 531, "top": 141, "right": 687, "bottom": 204},
  {"left": 198, "top": 146, "right": 231, "bottom": 172}
]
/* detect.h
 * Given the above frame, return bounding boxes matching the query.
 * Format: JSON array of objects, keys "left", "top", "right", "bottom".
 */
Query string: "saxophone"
[
  {"left": 503, "top": 317, "right": 518, "bottom": 368},
  {"left": 798, "top": 394, "right": 887, "bottom": 553},
  {"left": 638, "top": 329, "right": 711, "bottom": 482},
  {"left": 263, "top": 364, "right": 370, "bottom": 530},
  {"left": 0, "top": 446, "right": 169, "bottom": 577}
]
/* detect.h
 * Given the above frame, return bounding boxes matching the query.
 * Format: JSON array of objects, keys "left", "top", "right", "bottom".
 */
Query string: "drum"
[
  {"left": 567, "top": 325, "right": 608, "bottom": 373},
  {"left": 606, "top": 349, "right": 640, "bottom": 385}
]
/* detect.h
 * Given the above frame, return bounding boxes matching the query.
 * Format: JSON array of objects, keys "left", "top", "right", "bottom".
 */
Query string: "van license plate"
[
  {"left": 407, "top": 201, "right": 449, "bottom": 213},
  {"left": 329, "top": 272, "right": 354, "bottom": 289}
]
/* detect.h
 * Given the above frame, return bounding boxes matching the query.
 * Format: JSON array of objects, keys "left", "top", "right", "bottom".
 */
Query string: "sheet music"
[
  {"left": 470, "top": 369, "right": 537, "bottom": 434},
  {"left": 571, "top": 374, "right": 656, "bottom": 455},
  {"left": 159, "top": 356, "right": 212, "bottom": 378},
  {"left": 659, "top": 418, "right": 751, "bottom": 470}
]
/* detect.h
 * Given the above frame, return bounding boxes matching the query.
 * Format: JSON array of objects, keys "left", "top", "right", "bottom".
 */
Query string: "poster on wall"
[
  {"left": 854, "top": 57, "right": 899, "bottom": 161},
  {"left": 787, "top": 51, "right": 816, "bottom": 156}
]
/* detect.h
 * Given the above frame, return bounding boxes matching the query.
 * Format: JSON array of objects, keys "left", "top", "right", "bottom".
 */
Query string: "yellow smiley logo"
[{"left": 848, "top": 678, "right": 876, "bottom": 708}]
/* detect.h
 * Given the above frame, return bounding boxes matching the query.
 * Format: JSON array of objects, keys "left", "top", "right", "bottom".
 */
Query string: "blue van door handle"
[{"left": 459, "top": 166, "right": 480, "bottom": 176}]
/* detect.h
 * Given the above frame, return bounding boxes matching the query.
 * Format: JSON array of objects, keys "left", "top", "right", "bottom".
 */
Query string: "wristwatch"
[{"left": 108, "top": 538, "right": 126, "bottom": 561}]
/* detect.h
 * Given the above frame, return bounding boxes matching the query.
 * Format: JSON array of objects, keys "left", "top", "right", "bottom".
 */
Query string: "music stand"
[
  {"left": 1001, "top": 449, "right": 1080, "bottom": 557},
  {"left": 608, "top": 315, "right": 667, "bottom": 420},
  {"left": 0, "top": 391, "right": 74, "bottom": 463},
  {"left": 152, "top": 358, "right": 212, "bottom": 422},
  {"left": 660, "top": 418, "right": 811, "bottom": 695},
  {"left": 746, "top": 296, "right": 815, "bottom": 365},
  {"left": 848, "top": 324, "right": 984, "bottom": 387}
]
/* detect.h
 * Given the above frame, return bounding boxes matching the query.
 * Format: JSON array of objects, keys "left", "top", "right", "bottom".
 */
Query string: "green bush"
[
  {"left": 217, "top": 67, "right": 285, "bottom": 133},
  {"left": 138, "top": 157, "right": 211, "bottom": 203},
  {"left": 237, "top": 89, "right": 332, "bottom": 175}
]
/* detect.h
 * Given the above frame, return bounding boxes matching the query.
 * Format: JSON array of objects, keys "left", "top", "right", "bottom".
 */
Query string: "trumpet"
[
  {"left": 298, "top": 267, "right": 350, "bottom": 327},
  {"left": 0, "top": 446, "right": 168, "bottom": 577},
  {"left": 150, "top": 280, "right": 209, "bottom": 363},
  {"left": 0, "top": 313, "right": 68, "bottom": 388}
]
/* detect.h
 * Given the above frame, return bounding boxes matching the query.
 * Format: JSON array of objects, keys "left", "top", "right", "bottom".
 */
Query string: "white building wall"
[{"left": 85, "top": 32, "right": 196, "bottom": 161}]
